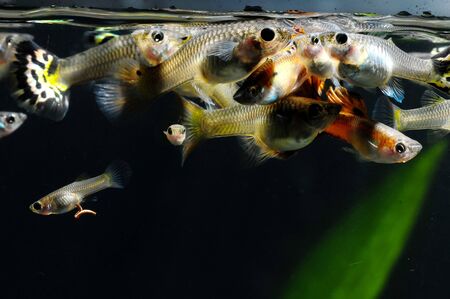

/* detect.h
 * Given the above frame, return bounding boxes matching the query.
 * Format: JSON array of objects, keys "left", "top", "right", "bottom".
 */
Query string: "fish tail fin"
[
  {"left": 372, "top": 96, "right": 403, "bottom": 130},
  {"left": 12, "top": 39, "right": 69, "bottom": 121},
  {"left": 431, "top": 47, "right": 450, "bottom": 93},
  {"left": 95, "top": 59, "right": 157, "bottom": 122},
  {"left": 105, "top": 160, "right": 132, "bottom": 189},
  {"left": 181, "top": 97, "right": 206, "bottom": 165}
]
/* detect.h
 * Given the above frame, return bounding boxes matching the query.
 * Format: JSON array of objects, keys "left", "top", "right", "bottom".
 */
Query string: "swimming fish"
[
  {"left": 294, "top": 33, "right": 339, "bottom": 84},
  {"left": 11, "top": 26, "right": 193, "bottom": 121},
  {"left": 181, "top": 95, "right": 341, "bottom": 164},
  {"left": 318, "top": 32, "right": 450, "bottom": 103},
  {"left": 373, "top": 90, "right": 450, "bottom": 138},
  {"left": 29, "top": 160, "right": 132, "bottom": 219},
  {"left": 325, "top": 87, "right": 422, "bottom": 163},
  {"left": 164, "top": 124, "right": 186, "bottom": 146},
  {"left": 233, "top": 42, "right": 308, "bottom": 105},
  {"left": 0, "top": 111, "right": 27, "bottom": 138},
  {"left": 95, "top": 19, "right": 295, "bottom": 121}
]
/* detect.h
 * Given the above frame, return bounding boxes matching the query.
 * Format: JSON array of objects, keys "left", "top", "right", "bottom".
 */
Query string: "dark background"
[{"left": 2, "top": 2, "right": 450, "bottom": 299}]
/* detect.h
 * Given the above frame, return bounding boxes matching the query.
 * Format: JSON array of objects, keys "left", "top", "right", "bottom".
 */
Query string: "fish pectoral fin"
[
  {"left": 74, "top": 204, "right": 96, "bottom": 219},
  {"left": 190, "top": 81, "right": 217, "bottom": 109},
  {"left": 75, "top": 173, "right": 91, "bottom": 181},
  {"left": 208, "top": 40, "right": 239, "bottom": 61},
  {"left": 379, "top": 78, "right": 404, "bottom": 104},
  {"left": 427, "top": 129, "right": 450, "bottom": 143},
  {"left": 239, "top": 136, "right": 293, "bottom": 166},
  {"left": 420, "top": 89, "right": 446, "bottom": 107},
  {"left": 342, "top": 147, "right": 369, "bottom": 163}
]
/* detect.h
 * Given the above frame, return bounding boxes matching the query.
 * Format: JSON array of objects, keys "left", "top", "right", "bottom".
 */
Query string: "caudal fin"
[
  {"left": 95, "top": 59, "right": 156, "bottom": 122},
  {"left": 12, "top": 40, "right": 69, "bottom": 121},
  {"left": 431, "top": 47, "right": 450, "bottom": 93},
  {"left": 181, "top": 97, "right": 206, "bottom": 165},
  {"left": 105, "top": 160, "right": 132, "bottom": 189},
  {"left": 372, "top": 96, "right": 403, "bottom": 130}
]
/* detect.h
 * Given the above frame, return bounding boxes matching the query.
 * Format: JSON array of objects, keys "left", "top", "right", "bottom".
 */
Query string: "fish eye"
[
  {"left": 136, "top": 69, "right": 142, "bottom": 76},
  {"left": 395, "top": 143, "right": 406, "bottom": 154},
  {"left": 181, "top": 128, "right": 186, "bottom": 134},
  {"left": 4, "top": 35, "right": 13, "bottom": 46},
  {"left": 168, "top": 127, "right": 173, "bottom": 135},
  {"left": 249, "top": 86, "right": 259, "bottom": 97},
  {"left": 260, "top": 28, "right": 275, "bottom": 42},
  {"left": 311, "top": 36, "right": 319, "bottom": 44},
  {"left": 335, "top": 33, "right": 348, "bottom": 45},
  {"left": 308, "top": 103, "right": 323, "bottom": 118},
  {"left": 6, "top": 115, "right": 15, "bottom": 124},
  {"left": 151, "top": 31, "right": 164, "bottom": 43},
  {"left": 33, "top": 202, "right": 42, "bottom": 210}
]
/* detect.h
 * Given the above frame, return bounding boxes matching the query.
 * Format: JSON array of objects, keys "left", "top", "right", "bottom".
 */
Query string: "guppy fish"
[
  {"left": 233, "top": 42, "right": 308, "bottom": 105},
  {"left": 12, "top": 26, "right": 193, "bottom": 121},
  {"left": 0, "top": 111, "right": 27, "bottom": 138},
  {"left": 164, "top": 124, "right": 186, "bottom": 146},
  {"left": 324, "top": 87, "right": 422, "bottom": 163},
  {"left": 95, "top": 20, "right": 295, "bottom": 121},
  {"left": 373, "top": 90, "right": 450, "bottom": 138},
  {"left": 29, "top": 160, "right": 132, "bottom": 219},
  {"left": 181, "top": 96, "right": 341, "bottom": 163},
  {"left": 318, "top": 32, "right": 450, "bottom": 103}
]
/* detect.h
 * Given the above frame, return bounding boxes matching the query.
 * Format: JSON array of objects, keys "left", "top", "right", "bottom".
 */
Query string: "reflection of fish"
[
  {"left": 164, "top": 124, "right": 186, "bottom": 146},
  {"left": 233, "top": 42, "right": 307, "bottom": 105},
  {"left": 181, "top": 96, "right": 340, "bottom": 163},
  {"left": 29, "top": 161, "right": 132, "bottom": 219},
  {"left": 325, "top": 87, "right": 422, "bottom": 163},
  {"left": 319, "top": 32, "right": 450, "bottom": 103},
  {"left": 374, "top": 90, "right": 450, "bottom": 138},
  {"left": 12, "top": 27, "right": 192, "bottom": 121},
  {"left": 95, "top": 20, "right": 295, "bottom": 121},
  {"left": 0, "top": 111, "right": 27, "bottom": 138}
]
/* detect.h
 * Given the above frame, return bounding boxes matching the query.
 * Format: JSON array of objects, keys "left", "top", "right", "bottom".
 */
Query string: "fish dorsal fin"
[
  {"left": 386, "top": 37, "right": 397, "bottom": 47},
  {"left": 208, "top": 40, "right": 239, "bottom": 61},
  {"left": 75, "top": 173, "right": 90, "bottom": 182},
  {"left": 379, "top": 77, "right": 404, "bottom": 104},
  {"left": 372, "top": 96, "right": 399, "bottom": 129},
  {"left": 326, "top": 86, "right": 368, "bottom": 117},
  {"left": 421, "top": 89, "right": 446, "bottom": 106}
]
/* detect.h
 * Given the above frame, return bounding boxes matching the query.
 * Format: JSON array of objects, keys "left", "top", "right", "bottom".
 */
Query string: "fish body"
[
  {"left": 182, "top": 96, "right": 341, "bottom": 163},
  {"left": 325, "top": 87, "right": 422, "bottom": 163},
  {"left": 12, "top": 26, "right": 193, "bottom": 121},
  {"left": 0, "top": 111, "right": 27, "bottom": 138},
  {"left": 164, "top": 124, "right": 186, "bottom": 145},
  {"left": 96, "top": 20, "right": 295, "bottom": 121},
  {"left": 233, "top": 42, "right": 308, "bottom": 105},
  {"left": 373, "top": 90, "right": 450, "bottom": 134},
  {"left": 318, "top": 32, "right": 450, "bottom": 102},
  {"left": 29, "top": 161, "right": 132, "bottom": 217}
]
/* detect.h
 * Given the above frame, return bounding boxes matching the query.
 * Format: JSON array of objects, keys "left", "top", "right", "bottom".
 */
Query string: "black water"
[{"left": 2, "top": 6, "right": 450, "bottom": 299}]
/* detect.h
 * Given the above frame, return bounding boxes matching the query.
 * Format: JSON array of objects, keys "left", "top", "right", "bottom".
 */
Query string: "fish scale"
[
  {"left": 399, "top": 103, "right": 450, "bottom": 130},
  {"left": 59, "top": 34, "right": 141, "bottom": 86}
]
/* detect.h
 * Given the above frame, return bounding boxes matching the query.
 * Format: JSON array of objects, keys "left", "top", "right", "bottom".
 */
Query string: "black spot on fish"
[
  {"left": 47, "top": 59, "right": 58, "bottom": 75},
  {"left": 30, "top": 69, "right": 38, "bottom": 81},
  {"left": 36, "top": 82, "right": 41, "bottom": 90},
  {"left": 31, "top": 56, "right": 45, "bottom": 69},
  {"left": 41, "top": 91, "right": 46, "bottom": 98},
  {"left": 42, "top": 53, "right": 49, "bottom": 61},
  {"left": 352, "top": 108, "right": 365, "bottom": 117}
]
